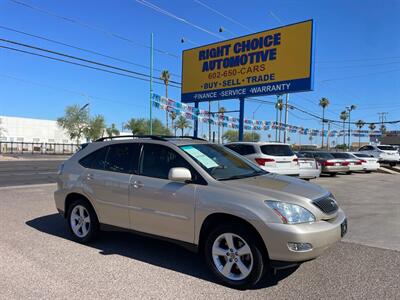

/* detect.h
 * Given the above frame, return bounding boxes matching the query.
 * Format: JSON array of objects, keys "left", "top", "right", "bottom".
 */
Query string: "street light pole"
[
  {"left": 149, "top": 33, "right": 154, "bottom": 135},
  {"left": 346, "top": 105, "right": 356, "bottom": 150},
  {"left": 283, "top": 93, "right": 289, "bottom": 143}
]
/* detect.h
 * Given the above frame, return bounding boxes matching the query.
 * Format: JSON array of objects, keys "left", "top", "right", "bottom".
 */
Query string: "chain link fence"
[{"left": 0, "top": 142, "right": 80, "bottom": 155}]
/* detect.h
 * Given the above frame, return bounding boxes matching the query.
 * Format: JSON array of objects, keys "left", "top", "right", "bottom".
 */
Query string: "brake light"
[
  {"left": 255, "top": 158, "right": 275, "bottom": 166},
  {"left": 355, "top": 160, "right": 363, "bottom": 165},
  {"left": 322, "top": 161, "right": 335, "bottom": 166},
  {"left": 342, "top": 161, "right": 350, "bottom": 166},
  {"left": 359, "top": 159, "right": 367, "bottom": 164}
]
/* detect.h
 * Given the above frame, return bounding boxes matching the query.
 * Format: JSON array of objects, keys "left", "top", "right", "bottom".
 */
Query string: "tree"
[
  {"left": 84, "top": 115, "right": 106, "bottom": 141},
  {"left": 380, "top": 124, "right": 387, "bottom": 133},
  {"left": 124, "top": 118, "right": 171, "bottom": 136},
  {"left": 174, "top": 115, "right": 191, "bottom": 136},
  {"left": 222, "top": 130, "right": 260, "bottom": 142},
  {"left": 340, "top": 110, "right": 349, "bottom": 145},
  {"left": 218, "top": 106, "right": 226, "bottom": 144},
  {"left": 267, "top": 134, "right": 272, "bottom": 141},
  {"left": 170, "top": 112, "right": 177, "bottom": 136},
  {"left": 106, "top": 123, "right": 120, "bottom": 137},
  {"left": 161, "top": 70, "right": 170, "bottom": 128},
  {"left": 355, "top": 119, "right": 365, "bottom": 147},
  {"left": 368, "top": 123, "right": 376, "bottom": 132},
  {"left": 57, "top": 104, "right": 89, "bottom": 144},
  {"left": 319, "top": 97, "right": 330, "bottom": 148}
]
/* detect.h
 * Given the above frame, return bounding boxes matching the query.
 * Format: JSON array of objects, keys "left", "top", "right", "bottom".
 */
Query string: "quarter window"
[{"left": 79, "top": 146, "right": 108, "bottom": 170}]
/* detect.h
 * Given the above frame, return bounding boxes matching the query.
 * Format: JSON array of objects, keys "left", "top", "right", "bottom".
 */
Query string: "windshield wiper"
[{"left": 218, "top": 170, "right": 265, "bottom": 181}]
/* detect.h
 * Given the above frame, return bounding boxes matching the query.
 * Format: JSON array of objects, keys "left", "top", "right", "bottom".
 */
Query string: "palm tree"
[
  {"left": 340, "top": 110, "right": 349, "bottom": 145},
  {"left": 218, "top": 106, "right": 226, "bottom": 144},
  {"left": 355, "top": 119, "right": 365, "bottom": 147},
  {"left": 267, "top": 134, "right": 272, "bottom": 141},
  {"left": 106, "top": 123, "right": 120, "bottom": 137},
  {"left": 175, "top": 115, "right": 191, "bottom": 136},
  {"left": 368, "top": 123, "right": 376, "bottom": 132},
  {"left": 160, "top": 70, "right": 170, "bottom": 128},
  {"left": 319, "top": 97, "right": 330, "bottom": 148},
  {"left": 308, "top": 135, "right": 313, "bottom": 143},
  {"left": 170, "top": 112, "right": 177, "bottom": 136},
  {"left": 380, "top": 124, "right": 386, "bottom": 133},
  {"left": 275, "top": 98, "right": 283, "bottom": 142}
]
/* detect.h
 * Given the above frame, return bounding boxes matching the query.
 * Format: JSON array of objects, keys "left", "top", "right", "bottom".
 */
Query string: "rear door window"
[
  {"left": 104, "top": 143, "right": 141, "bottom": 174},
  {"left": 377, "top": 146, "right": 396, "bottom": 151},
  {"left": 260, "top": 145, "right": 294, "bottom": 156}
]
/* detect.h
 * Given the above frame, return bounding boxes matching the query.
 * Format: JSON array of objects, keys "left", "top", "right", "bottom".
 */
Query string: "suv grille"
[{"left": 312, "top": 195, "right": 338, "bottom": 214}]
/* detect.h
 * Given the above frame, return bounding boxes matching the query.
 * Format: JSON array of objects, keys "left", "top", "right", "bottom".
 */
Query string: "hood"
[{"left": 220, "top": 173, "right": 329, "bottom": 203}]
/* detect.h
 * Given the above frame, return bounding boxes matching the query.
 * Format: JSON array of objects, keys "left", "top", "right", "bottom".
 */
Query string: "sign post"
[{"left": 181, "top": 20, "right": 314, "bottom": 141}]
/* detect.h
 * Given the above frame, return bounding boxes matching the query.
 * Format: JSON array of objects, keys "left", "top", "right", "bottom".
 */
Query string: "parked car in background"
[
  {"left": 294, "top": 151, "right": 321, "bottom": 180},
  {"left": 299, "top": 152, "right": 349, "bottom": 176},
  {"left": 225, "top": 142, "right": 300, "bottom": 176},
  {"left": 358, "top": 145, "right": 399, "bottom": 166},
  {"left": 54, "top": 136, "right": 347, "bottom": 289},
  {"left": 330, "top": 152, "right": 363, "bottom": 174},
  {"left": 351, "top": 152, "right": 380, "bottom": 172}
]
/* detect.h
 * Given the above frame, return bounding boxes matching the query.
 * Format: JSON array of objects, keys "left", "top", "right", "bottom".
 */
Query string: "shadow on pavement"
[{"left": 26, "top": 213, "right": 298, "bottom": 290}]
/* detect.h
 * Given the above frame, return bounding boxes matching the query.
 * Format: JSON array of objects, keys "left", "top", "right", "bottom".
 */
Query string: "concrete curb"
[{"left": 0, "top": 183, "right": 56, "bottom": 190}]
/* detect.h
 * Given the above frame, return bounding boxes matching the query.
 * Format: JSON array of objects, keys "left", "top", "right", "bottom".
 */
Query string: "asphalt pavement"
[
  {"left": 0, "top": 160, "right": 63, "bottom": 187},
  {"left": 0, "top": 173, "right": 399, "bottom": 299}
]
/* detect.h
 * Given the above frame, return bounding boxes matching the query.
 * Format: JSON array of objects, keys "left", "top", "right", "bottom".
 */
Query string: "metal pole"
[
  {"left": 327, "top": 121, "right": 331, "bottom": 150},
  {"left": 348, "top": 111, "right": 351, "bottom": 149},
  {"left": 238, "top": 97, "right": 245, "bottom": 141},
  {"left": 208, "top": 101, "right": 211, "bottom": 141},
  {"left": 275, "top": 102, "right": 278, "bottom": 142},
  {"left": 283, "top": 93, "right": 289, "bottom": 143},
  {"left": 149, "top": 33, "right": 154, "bottom": 135},
  {"left": 194, "top": 102, "right": 199, "bottom": 138}
]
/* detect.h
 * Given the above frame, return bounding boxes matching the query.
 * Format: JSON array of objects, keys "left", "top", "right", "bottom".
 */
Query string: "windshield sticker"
[{"left": 181, "top": 146, "right": 219, "bottom": 169}]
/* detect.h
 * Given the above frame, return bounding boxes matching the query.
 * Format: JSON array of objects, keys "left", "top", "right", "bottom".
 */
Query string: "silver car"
[{"left": 54, "top": 136, "right": 347, "bottom": 289}]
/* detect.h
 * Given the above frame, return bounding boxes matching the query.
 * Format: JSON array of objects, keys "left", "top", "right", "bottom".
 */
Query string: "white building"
[{"left": 0, "top": 115, "right": 84, "bottom": 144}]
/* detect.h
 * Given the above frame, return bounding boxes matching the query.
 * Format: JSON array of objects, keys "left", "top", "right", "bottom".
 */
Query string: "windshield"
[
  {"left": 260, "top": 144, "right": 294, "bottom": 156},
  {"left": 180, "top": 144, "right": 266, "bottom": 180},
  {"left": 377, "top": 146, "right": 396, "bottom": 151}
]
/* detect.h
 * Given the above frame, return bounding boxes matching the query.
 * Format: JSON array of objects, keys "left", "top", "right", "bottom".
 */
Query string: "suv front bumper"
[{"left": 260, "top": 208, "right": 346, "bottom": 262}]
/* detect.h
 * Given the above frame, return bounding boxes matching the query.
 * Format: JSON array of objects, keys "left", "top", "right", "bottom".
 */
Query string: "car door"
[
  {"left": 128, "top": 143, "right": 198, "bottom": 243},
  {"left": 81, "top": 143, "right": 140, "bottom": 229}
]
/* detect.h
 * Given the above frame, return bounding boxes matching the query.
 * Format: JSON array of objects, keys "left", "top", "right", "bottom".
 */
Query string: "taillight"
[
  {"left": 293, "top": 158, "right": 299, "bottom": 165},
  {"left": 322, "top": 161, "right": 335, "bottom": 166},
  {"left": 255, "top": 158, "right": 275, "bottom": 166},
  {"left": 359, "top": 159, "right": 367, "bottom": 164},
  {"left": 355, "top": 160, "right": 363, "bottom": 165},
  {"left": 342, "top": 161, "right": 350, "bottom": 166}
]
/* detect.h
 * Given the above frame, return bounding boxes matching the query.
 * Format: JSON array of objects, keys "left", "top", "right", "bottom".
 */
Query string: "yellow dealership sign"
[{"left": 181, "top": 20, "right": 314, "bottom": 103}]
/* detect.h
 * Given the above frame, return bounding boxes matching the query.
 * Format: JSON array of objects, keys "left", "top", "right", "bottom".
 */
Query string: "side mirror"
[{"left": 168, "top": 167, "right": 192, "bottom": 183}]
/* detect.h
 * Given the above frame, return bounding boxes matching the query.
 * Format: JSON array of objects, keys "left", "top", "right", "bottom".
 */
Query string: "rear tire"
[
  {"left": 67, "top": 199, "right": 99, "bottom": 243},
  {"left": 204, "top": 225, "right": 267, "bottom": 289},
  {"left": 346, "top": 171, "right": 352, "bottom": 175},
  {"left": 329, "top": 173, "right": 337, "bottom": 177}
]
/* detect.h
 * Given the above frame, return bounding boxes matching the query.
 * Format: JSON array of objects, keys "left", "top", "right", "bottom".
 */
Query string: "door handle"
[{"left": 131, "top": 180, "right": 144, "bottom": 189}]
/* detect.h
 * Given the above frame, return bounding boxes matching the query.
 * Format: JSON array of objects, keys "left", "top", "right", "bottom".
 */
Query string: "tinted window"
[
  {"left": 140, "top": 144, "right": 192, "bottom": 180},
  {"left": 313, "top": 152, "right": 335, "bottom": 159},
  {"left": 104, "top": 143, "right": 140, "bottom": 174},
  {"left": 331, "top": 152, "right": 351, "bottom": 159},
  {"left": 377, "top": 146, "right": 396, "bottom": 151},
  {"left": 79, "top": 146, "right": 108, "bottom": 170},
  {"left": 353, "top": 153, "right": 370, "bottom": 158},
  {"left": 226, "top": 144, "right": 255, "bottom": 155},
  {"left": 260, "top": 145, "right": 294, "bottom": 156}
]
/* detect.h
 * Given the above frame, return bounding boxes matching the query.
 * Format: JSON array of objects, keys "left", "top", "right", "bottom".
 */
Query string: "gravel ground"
[{"left": 0, "top": 182, "right": 399, "bottom": 299}]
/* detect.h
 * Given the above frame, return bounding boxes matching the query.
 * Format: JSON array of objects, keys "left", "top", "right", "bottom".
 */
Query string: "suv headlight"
[{"left": 265, "top": 201, "right": 315, "bottom": 224}]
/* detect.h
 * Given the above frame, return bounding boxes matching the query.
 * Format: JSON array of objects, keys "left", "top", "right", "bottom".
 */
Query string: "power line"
[
  {"left": 193, "top": 0, "right": 253, "bottom": 32},
  {"left": 316, "top": 56, "right": 400, "bottom": 64},
  {"left": 0, "top": 38, "right": 182, "bottom": 86},
  {"left": 0, "top": 45, "right": 181, "bottom": 88},
  {"left": 319, "top": 68, "right": 400, "bottom": 82},
  {"left": 135, "top": 0, "right": 224, "bottom": 39},
  {"left": 0, "top": 25, "right": 181, "bottom": 78},
  {"left": 8, "top": 0, "right": 179, "bottom": 58}
]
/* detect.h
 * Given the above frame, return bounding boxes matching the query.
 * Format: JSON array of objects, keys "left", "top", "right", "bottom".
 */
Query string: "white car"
[
  {"left": 294, "top": 152, "right": 321, "bottom": 180},
  {"left": 330, "top": 152, "right": 363, "bottom": 173},
  {"left": 358, "top": 145, "right": 400, "bottom": 166},
  {"left": 225, "top": 142, "right": 300, "bottom": 176},
  {"left": 351, "top": 152, "right": 380, "bottom": 172}
]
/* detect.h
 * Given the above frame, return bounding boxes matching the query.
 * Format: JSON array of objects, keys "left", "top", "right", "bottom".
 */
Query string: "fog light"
[{"left": 287, "top": 242, "right": 313, "bottom": 252}]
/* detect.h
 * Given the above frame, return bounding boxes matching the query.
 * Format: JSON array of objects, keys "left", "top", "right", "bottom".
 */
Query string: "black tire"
[
  {"left": 204, "top": 225, "right": 267, "bottom": 289},
  {"left": 346, "top": 171, "right": 352, "bottom": 175},
  {"left": 67, "top": 199, "right": 99, "bottom": 243},
  {"left": 389, "top": 162, "right": 396, "bottom": 167},
  {"left": 366, "top": 170, "right": 372, "bottom": 173},
  {"left": 329, "top": 172, "right": 337, "bottom": 177}
]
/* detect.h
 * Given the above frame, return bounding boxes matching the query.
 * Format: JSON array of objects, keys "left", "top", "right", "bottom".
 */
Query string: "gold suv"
[{"left": 55, "top": 136, "right": 347, "bottom": 289}]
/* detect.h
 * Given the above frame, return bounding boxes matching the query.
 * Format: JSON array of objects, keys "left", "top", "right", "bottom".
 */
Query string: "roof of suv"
[
  {"left": 225, "top": 142, "right": 291, "bottom": 146},
  {"left": 93, "top": 135, "right": 211, "bottom": 147}
]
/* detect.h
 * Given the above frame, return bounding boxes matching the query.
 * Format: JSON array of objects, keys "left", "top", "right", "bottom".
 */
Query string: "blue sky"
[{"left": 0, "top": 0, "right": 399, "bottom": 143}]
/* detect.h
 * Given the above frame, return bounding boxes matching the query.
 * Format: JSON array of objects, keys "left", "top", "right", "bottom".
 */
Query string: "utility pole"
[
  {"left": 377, "top": 112, "right": 388, "bottom": 127},
  {"left": 283, "top": 93, "right": 289, "bottom": 144},
  {"left": 208, "top": 101, "right": 211, "bottom": 141},
  {"left": 149, "top": 33, "right": 154, "bottom": 135},
  {"left": 346, "top": 105, "right": 356, "bottom": 150},
  {"left": 327, "top": 121, "right": 331, "bottom": 150}
]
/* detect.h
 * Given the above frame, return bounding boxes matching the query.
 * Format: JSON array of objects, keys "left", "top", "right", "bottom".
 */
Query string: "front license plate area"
[{"left": 341, "top": 218, "right": 348, "bottom": 237}]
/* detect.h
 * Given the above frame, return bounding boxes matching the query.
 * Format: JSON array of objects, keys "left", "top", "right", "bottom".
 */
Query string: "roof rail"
[{"left": 94, "top": 135, "right": 207, "bottom": 142}]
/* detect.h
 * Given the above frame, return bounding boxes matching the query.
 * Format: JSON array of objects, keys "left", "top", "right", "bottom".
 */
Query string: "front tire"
[
  {"left": 204, "top": 225, "right": 266, "bottom": 289},
  {"left": 329, "top": 172, "right": 337, "bottom": 177},
  {"left": 67, "top": 199, "right": 99, "bottom": 243}
]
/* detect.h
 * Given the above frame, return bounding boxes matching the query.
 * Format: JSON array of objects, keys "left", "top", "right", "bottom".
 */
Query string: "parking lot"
[{"left": 0, "top": 172, "right": 399, "bottom": 299}]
